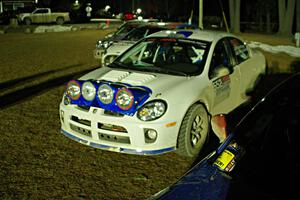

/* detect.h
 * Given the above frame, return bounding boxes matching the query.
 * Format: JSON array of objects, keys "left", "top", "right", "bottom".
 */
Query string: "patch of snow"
[
  {"left": 33, "top": 25, "right": 74, "bottom": 33},
  {"left": 248, "top": 41, "right": 300, "bottom": 58}
]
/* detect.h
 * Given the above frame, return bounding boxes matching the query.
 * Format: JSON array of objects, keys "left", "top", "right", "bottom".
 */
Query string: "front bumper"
[
  {"left": 93, "top": 49, "right": 104, "bottom": 60},
  {"left": 59, "top": 103, "right": 178, "bottom": 155}
]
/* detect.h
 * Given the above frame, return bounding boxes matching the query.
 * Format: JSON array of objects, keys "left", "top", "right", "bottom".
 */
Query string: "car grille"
[
  {"left": 69, "top": 115, "right": 130, "bottom": 144},
  {"left": 71, "top": 116, "right": 91, "bottom": 126},
  {"left": 70, "top": 124, "right": 92, "bottom": 137},
  {"left": 98, "top": 122, "right": 127, "bottom": 133},
  {"left": 98, "top": 132, "right": 130, "bottom": 144},
  {"left": 103, "top": 110, "right": 124, "bottom": 117}
]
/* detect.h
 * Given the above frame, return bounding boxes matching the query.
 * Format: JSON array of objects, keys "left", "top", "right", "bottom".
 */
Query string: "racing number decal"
[{"left": 213, "top": 75, "right": 231, "bottom": 105}]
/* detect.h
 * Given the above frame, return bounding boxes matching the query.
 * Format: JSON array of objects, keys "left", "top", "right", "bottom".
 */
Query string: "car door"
[
  {"left": 227, "top": 37, "right": 253, "bottom": 104},
  {"left": 208, "top": 38, "right": 241, "bottom": 115},
  {"left": 32, "top": 8, "right": 47, "bottom": 23}
]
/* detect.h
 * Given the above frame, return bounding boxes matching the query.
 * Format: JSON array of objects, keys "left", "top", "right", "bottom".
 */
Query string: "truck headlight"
[
  {"left": 137, "top": 100, "right": 167, "bottom": 121},
  {"left": 97, "top": 84, "right": 114, "bottom": 104},
  {"left": 66, "top": 80, "right": 81, "bottom": 100},
  {"left": 82, "top": 81, "right": 96, "bottom": 101}
]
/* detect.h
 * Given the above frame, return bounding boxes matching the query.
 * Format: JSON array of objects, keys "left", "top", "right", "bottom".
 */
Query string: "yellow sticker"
[{"left": 214, "top": 150, "right": 234, "bottom": 170}]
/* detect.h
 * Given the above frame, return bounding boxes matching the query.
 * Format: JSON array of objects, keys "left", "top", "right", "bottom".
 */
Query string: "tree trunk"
[
  {"left": 266, "top": 11, "right": 271, "bottom": 33},
  {"left": 277, "top": 0, "right": 295, "bottom": 36},
  {"left": 297, "top": 0, "right": 300, "bottom": 32},
  {"left": 229, "top": 0, "right": 240, "bottom": 33}
]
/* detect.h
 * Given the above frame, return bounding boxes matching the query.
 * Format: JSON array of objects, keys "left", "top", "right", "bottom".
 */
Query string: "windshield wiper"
[
  {"left": 141, "top": 66, "right": 188, "bottom": 76},
  {"left": 108, "top": 61, "right": 129, "bottom": 69},
  {"left": 161, "top": 67, "right": 188, "bottom": 76},
  {"left": 109, "top": 62, "right": 188, "bottom": 76}
]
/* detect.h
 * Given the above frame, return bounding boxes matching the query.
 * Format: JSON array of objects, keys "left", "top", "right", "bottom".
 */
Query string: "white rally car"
[{"left": 59, "top": 29, "right": 266, "bottom": 157}]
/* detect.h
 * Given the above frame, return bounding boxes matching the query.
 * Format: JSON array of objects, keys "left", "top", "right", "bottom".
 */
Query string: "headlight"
[
  {"left": 82, "top": 81, "right": 96, "bottom": 101},
  {"left": 137, "top": 100, "right": 167, "bottom": 121},
  {"left": 97, "top": 84, "right": 114, "bottom": 104},
  {"left": 116, "top": 88, "right": 134, "bottom": 110},
  {"left": 66, "top": 80, "right": 81, "bottom": 100},
  {"left": 96, "top": 40, "right": 113, "bottom": 49}
]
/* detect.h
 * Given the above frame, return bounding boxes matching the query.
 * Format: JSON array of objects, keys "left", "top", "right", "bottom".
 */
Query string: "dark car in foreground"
[{"left": 150, "top": 72, "right": 300, "bottom": 200}]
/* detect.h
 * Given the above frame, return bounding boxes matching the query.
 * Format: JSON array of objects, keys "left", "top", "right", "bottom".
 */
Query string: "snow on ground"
[
  {"left": 33, "top": 25, "right": 75, "bottom": 33},
  {"left": 248, "top": 41, "right": 300, "bottom": 58}
]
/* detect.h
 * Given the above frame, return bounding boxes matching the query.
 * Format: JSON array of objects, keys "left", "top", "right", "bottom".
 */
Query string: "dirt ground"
[{"left": 0, "top": 27, "right": 299, "bottom": 200}]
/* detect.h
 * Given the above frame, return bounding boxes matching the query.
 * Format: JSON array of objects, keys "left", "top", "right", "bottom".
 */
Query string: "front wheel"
[
  {"left": 24, "top": 17, "right": 31, "bottom": 25},
  {"left": 56, "top": 17, "right": 64, "bottom": 25},
  {"left": 176, "top": 104, "right": 210, "bottom": 157}
]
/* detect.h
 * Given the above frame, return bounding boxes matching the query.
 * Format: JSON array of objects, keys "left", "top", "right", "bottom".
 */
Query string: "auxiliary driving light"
[
  {"left": 145, "top": 129, "right": 157, "bottom": 143},
  {"left": 116, "top": 88, "right": 134, "bottom": 110},
  {"left": 66, "top": 80, "right": 81, "bottom": 100},
  {"left": 82, "top": 81, "right": 96, "bottom": 101},
  {"left": 97, "top": 84, "right": 114, "bottom": 104}
]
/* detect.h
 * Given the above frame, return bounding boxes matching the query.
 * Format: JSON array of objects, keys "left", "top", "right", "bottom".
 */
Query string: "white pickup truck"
[{"left": 17, "top": 8, "right": 70, "bottom": 25}]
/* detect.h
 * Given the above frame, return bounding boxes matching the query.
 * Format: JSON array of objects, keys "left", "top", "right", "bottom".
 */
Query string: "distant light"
[
  {"left": 137, "top": 16, "right": 143, "bottom": 20},
  {"left": 74, "top": 0, "right": 79, "bottom": 5},
  {"left": 105, "top": 5, "right": 111, "bottom": 11},
  {"left": 136, "top": 8, "right": 142, "bottom": 14}
]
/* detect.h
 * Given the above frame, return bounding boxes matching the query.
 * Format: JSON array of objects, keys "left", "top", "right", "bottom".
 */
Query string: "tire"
[
  {"left": 24, "top": 17, "right": 31, "bottom": 25},
  {"left": 56, "top": 17, "right": 64, "bottom": 25},
  {"left": 177, "top": 104, "right": 210, "bottom": 157}
]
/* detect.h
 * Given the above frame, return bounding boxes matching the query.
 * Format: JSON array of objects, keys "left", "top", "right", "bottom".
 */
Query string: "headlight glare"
[
  {"left": 82, "top": 81, "right": 96, "bottom": 101},
  {"left": 138, "top": 100, "right": 167, "bottom": 121}
]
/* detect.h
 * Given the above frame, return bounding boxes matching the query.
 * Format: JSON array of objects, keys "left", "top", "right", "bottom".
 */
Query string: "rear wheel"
[
  {"left": 177, "top": 104, "right": 210, "bottom": 157},
  {"left": 56, "top": 17, "right": 64, "bottom": 25}
]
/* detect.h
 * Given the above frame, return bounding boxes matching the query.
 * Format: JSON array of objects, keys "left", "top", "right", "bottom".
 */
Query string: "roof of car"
[{"left": 147, "top": 29, "right": 238, "bottom": 42}]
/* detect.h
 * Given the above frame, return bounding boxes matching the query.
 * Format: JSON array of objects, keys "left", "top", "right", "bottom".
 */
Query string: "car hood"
[
  {"left": 150, "top": 158, "right": 231, "bottom": 200},
  {"left": 79, "top": 67, "right": 189, "bottom": 95},
  {"left": 105, "top": 41, "right": 136, "bottom": 55}
]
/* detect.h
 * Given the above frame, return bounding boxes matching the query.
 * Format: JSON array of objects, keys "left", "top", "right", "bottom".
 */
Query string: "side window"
[
  {"left": 229, "top": 38, "right": 249, "bottom": 64},
  {"left": 209, "top": 40, "right": 231, "bottom": 79},
  {"left": 34, "top": 9, "right": 47, "bottom": 14}
]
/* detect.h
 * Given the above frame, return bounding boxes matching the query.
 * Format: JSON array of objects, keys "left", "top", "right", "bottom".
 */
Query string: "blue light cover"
[{"left": 66, "top": 80, "right": 152, "bottom": 116}]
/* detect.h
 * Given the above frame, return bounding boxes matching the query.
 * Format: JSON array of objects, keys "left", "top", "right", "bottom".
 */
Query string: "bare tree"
[
  {"left": 229, "top": 0, "right": 241, "bottom": 33},
  {"left": 296, "top": 0, "right": 300, "bottom": 32},
  {"left": 277, "top": 0, "right": 295, "bottom": 36}
]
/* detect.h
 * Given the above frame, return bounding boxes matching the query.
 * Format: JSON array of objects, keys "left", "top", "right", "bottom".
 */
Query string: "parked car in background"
[
  {"left": 59, "top": 29, "right": 266, "bottom": 158},
  {"left": 101, "top": 23, "right": 171, "bottom": 67},
  {"left": 17, "top": 8, "right": 70, "bottom": 25},
  {"left": 94, "top": 19, "right": 159, "bottom": 61},
  {"left": 150, "top": 72, "right": 300, "bottom": 200},
  {"left": 100, "top": 22, "right": 198, "bottom": 67}
]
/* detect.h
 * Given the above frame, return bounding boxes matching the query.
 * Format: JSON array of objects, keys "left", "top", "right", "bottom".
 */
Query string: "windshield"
[
  {"left": 122, "top": 27, "right": 165, "bottom": 41},
  {"left": 112, "top": 37, "right": 210, "bottom": 76},
  {"left": 113, "top": 23, "right": 141, "bottom": 38}
]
